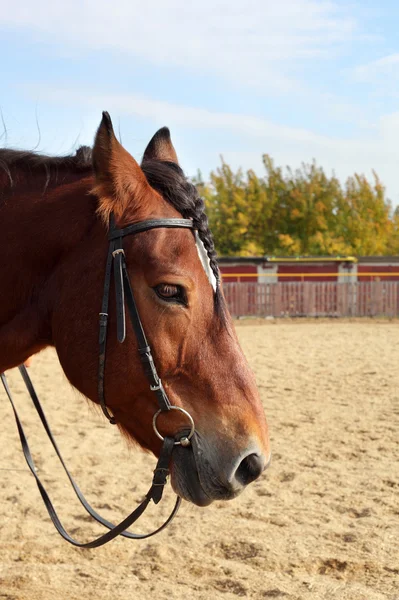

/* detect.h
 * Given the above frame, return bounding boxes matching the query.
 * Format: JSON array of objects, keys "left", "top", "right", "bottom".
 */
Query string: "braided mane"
[
  {"left": 141, "top": 159, "right": 225, "bottom": 320},
  {"left": 141, "top": 160, "right": 219, "bottom": 281}
]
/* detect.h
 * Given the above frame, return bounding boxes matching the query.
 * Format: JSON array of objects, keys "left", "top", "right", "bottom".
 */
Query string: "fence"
[{"left": 223, "top": 281, "right": 399, "bottom": 318}]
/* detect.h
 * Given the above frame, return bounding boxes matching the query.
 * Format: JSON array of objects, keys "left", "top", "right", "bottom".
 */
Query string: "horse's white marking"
[{"left": 195, "top": 233, "right": 217, "bottom": 292}]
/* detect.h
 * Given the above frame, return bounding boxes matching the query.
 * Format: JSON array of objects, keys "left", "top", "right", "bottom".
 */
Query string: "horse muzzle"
[{"left": 170, "top": 432, "right": 269, "bottom": 506}]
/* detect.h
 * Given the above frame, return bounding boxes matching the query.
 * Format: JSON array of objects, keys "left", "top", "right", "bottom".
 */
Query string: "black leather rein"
[{"left": 0, "top": 213, "right": 197, "bottom": 547}]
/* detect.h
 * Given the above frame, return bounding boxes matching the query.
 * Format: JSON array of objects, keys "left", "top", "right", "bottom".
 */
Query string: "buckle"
[{"left": 112, "top": 248, "right": 125, "bottom": 258}]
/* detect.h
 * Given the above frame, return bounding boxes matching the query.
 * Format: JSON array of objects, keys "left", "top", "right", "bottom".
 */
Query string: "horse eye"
[{"left": 154, "top": 283, "right": 187, "bottom": 305}]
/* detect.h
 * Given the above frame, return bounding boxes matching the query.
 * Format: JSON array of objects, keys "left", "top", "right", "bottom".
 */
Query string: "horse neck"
[
  {"left": 24, "top": 175, "right": 97, "bottom": 252},
  {"left": 0, "top": 175, "right": 99, "bottom": 322}
]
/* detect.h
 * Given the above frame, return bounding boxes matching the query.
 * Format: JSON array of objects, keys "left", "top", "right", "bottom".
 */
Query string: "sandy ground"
[{"left": 0, "top": 320, "right": 398, "bottom": 600}]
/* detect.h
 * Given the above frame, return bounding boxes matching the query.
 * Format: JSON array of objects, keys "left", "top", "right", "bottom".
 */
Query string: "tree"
[{"left": 195, "top": 156, "right": 396, "bottom": 257}]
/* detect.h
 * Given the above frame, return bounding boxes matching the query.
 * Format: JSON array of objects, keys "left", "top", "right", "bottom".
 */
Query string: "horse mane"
[{"left": 0, "top": 146, "right": 93, "bottom": 191}]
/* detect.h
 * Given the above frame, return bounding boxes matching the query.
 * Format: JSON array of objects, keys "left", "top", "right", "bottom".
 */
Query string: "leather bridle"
[
  {"left": 1, "top": 213, "right": 200, "bottom": 547},
  {"left": 99, "top": 214, "right": 194, "bottom": 428}
]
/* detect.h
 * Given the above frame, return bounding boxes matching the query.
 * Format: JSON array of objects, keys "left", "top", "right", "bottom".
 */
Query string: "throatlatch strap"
[{"left": 1, "top": 367, "right": 180, "bottom": 547}]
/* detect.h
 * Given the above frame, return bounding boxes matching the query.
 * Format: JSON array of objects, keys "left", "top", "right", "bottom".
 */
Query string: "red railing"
[{"left": 223, "top": 282, "right": 399, "bottom": 318}]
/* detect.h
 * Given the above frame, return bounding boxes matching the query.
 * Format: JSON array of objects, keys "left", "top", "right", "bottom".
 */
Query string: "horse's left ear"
[{"left": 142, "top": 127, "right": 179, "bottom": 164}]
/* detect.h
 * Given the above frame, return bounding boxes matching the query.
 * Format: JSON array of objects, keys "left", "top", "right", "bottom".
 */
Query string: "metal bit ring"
[{"left": 152, "top": 406, "right": 195, "bottom": 446}]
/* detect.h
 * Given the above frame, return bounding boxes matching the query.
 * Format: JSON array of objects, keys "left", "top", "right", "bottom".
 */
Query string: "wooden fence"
[{"left": 223, "top": 282, "right": 399, "bottom": 318}]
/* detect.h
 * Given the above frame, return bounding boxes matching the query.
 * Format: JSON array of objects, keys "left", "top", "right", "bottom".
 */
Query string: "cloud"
[
  {"left": 2, "top": 0, "right": 396, "bottom": 199},
  {"left": 348, "top": 53, "right": 399, "bottom": 104},
  {"left": 0, "top": 0, "right": 360, "bottom": 93},
  {"left": 352, "top": 53, "right": 399, "bottom": 82},
  {"left": 25, "top": 83, "right": 329, "bottom": 143},
  {"left": 350, "top": 54, "right": 399, "bottom": 99},
  {"left": 22, "top": 83, "right": 399, "bottom": 204}
]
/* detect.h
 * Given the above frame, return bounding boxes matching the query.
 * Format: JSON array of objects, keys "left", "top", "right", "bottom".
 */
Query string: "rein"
[{"left": 1, "top": 213, "right": 197, "bottom": 547}]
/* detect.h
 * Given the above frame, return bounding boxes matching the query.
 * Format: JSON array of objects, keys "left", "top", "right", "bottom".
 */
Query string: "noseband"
[{"left": 1, "top": 213, "right": 201, "bottom": 548}]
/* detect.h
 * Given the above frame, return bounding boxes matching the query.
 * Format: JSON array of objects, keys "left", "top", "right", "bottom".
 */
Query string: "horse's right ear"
[
  {"left": 92, "top": 112, "right": 151, "bottom": 221},
  {"left": 92, "top": 111, "right": 115, "bottom": 183}
]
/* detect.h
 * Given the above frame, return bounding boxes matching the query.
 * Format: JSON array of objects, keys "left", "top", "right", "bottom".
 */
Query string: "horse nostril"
[{"left": 235, "top": 453, "right": 265, "bottom": 486}]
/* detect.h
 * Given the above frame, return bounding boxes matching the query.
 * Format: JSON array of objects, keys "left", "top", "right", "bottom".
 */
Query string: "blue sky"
[{"left": 1, "top": 0, "right": 399, "bottom": 204}]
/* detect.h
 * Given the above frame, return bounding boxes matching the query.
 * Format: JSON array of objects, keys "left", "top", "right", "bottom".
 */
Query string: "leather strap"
[
  {"left": 1, "top": 214, "right": 196, "bottom": 547},
  {"left": 1, "top": 367, "right": 180, "bottom": 547},
  {"left": 98, "top": 215, "right": 193, "bottom": 422},
  {"left": 122, "top": 260, "right": 171, "bottom": 412},
  {"left": 113, "top": 243, "right": 126, "bottom": 344},
  {"left": 108, "top": 218, "right": 193, "bottom": 240},
  {"left": 98, "top": 240, "right": 115, "bottom": 424}
]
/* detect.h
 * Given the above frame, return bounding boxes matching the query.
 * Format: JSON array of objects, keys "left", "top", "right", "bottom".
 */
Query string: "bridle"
[
  {"left": 99, "top": 214, "right": 195, "bottom": 435},
  {"left": 1, "top": 213, "right": 200, "bottom": 548}
]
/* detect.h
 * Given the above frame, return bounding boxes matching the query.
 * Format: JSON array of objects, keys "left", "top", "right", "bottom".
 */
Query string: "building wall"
[
  {"left": 358, "top": 264, "right": 399, "bottom": 282},
  {"left": 219, "top": 264, "right": 257, "bottom": 282},
  {"left": 257, "top": 263, "right": 278, "bottom": 283},
  {"left": 218, "top": 257, "right": 399, "bottom": 284},
  {"left": 277, "top": 263, "right": 338, "bottom": 282}
]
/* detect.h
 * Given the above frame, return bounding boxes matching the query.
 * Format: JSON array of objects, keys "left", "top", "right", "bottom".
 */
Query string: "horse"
[{"left": 0, "top": 113, "right": 270, "bottom": 514}]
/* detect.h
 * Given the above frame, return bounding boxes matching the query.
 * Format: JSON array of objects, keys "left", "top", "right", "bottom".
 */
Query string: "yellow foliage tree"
[{"left": 195, "top": 157, "right": 396, "bottom": 257}]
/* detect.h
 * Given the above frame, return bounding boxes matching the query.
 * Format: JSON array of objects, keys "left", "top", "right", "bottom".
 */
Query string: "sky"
[{"left": 1, "top": 0, "right": 399, "bottom": 204}]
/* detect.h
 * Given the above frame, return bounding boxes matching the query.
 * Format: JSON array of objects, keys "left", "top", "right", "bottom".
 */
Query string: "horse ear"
[
  {"left": 92, "top": 111, "right": 116, "bottom": 182},
  {"left": 92, "top": 112, "right": 150, "bottom": 220},
  {"left": 142, "top": 127, "right": 179, "bottom": 164}
]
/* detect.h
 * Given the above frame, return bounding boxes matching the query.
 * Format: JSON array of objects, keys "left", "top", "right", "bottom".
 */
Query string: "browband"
[{"left": 108, "top": 218, "right": 194, "bottom": 240}]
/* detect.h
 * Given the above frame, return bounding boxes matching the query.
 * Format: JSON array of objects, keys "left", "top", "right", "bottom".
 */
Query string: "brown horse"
[{"left": 0, "top": 114, "right": 270, "bottom": 507}]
